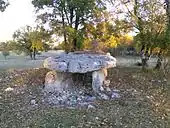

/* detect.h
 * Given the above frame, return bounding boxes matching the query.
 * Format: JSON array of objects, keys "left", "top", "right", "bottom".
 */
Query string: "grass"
[{"left": 0, "top": 67, "right": 169, "bottom": 128}]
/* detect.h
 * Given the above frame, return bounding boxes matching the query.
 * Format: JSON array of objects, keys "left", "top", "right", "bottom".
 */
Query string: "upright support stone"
[
  {"left": 44, "top": 71, "right": 73, "bottom": 93},
  {"left": 92, "top": 68, "right": 107, "bottom": 93}
]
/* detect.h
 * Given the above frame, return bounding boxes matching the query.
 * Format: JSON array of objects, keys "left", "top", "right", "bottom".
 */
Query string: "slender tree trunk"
[
  {"left": 134, "top": 0, "right": 146, "bottom": 70},
  {"left": 155, "top": 50, "right": 163, "bottom": 70},
  {"left": 134, "top": 0, "right": 137, "bottom": 16},
  {"left": 165, "top": 0, "right": 170, "bottom": 40},
  {"left": 75, "top": 15, "right": 79, "bottom": 31},
  {"left": 140, "top": 45, "right": 146, "bottom": 70},
  {"left": 33, "top": 48, "right": 36, "bottom": 60},
  {"left": 73, "top": 14, "right": 80, "bottom": 51},
  {"left": 141, "top": 45, "right": 145, "bottom": 52},
  {"left": 29, "top": 52, "right": 33, "bottom": 60},
  {"left": 165, "top": 0, "right": 170, "bottom": 24},
  {"left": 69, "top": 7, "right": 74, "bottom": 27},
  {"left": 61, "top": 10, "right": 67, "bottom": 51}
]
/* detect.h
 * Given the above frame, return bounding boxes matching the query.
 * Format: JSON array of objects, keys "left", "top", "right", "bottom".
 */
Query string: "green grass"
[{"left": 0, "top": 67, "right": 169, "bottom": 128}]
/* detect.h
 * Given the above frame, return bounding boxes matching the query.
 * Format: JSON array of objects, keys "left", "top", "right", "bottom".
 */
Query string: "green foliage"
[
  {"left": 83, "top": 18, "right": 121, "bottom": 51},
  {"left": 30, "top": 31, "right": 44, "bottom": 51},
  {"left": 0, "top": 42, "right": 10, "bottom": 59},
  {"left": 12, "top": 26, "right": 33, "bottom": 56},
  {"left": 109, "top": 0, "right": 168, "bottom": 54},
  {"left": 12, "top": 25, "right": 51, "bottom": 59},
  {"left": 2, "top": 50, "right": 9, "bottom": 59},
  {"left": 0, "top": 0, "right": 9, "bottom": 12},
  {"left": 76, "top": 31, "right": 84, "bottom": 50},
  {"left": 132, "top": 0, "right": 166, "bottom": 52},
  {"left": 32, "top": 0, "right": 106, "bottom": 51},
  {"left": 30, "top": 0, "right": 170, "bottom": 53}
]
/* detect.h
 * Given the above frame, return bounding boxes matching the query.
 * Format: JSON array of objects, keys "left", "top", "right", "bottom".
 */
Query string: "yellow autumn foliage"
[
  {"left": 31, "top": 39, "right": 44, "bottom": 51},
  {"left": 119, "top": 34, "right": 133, "bottom": 45},
  {"left": 83, "top": 35, "right": 119, "bottom": 51},
  {"left": 83, "top": 38, "right": 92, "bottom": 50},
  {"left": 104, "top": 35, "right": 119, "bottom": 48},
  {"left": 83, "top": 21, "right": 120, "bottom": 50},
  {"left": 30, "top": 32, "right": 44, "bottom": 51}
]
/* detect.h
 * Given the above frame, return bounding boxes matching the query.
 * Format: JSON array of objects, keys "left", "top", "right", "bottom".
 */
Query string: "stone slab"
[{"left": 43, "top": 52, "right": 116, "bottom": 73}]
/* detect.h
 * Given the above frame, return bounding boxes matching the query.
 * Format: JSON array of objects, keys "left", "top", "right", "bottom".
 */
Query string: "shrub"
[{"left": 2, "top": 50, "right": 10, "bottom": 59}]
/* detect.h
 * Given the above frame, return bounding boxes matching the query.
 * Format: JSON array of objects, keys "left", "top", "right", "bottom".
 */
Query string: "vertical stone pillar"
[
  {"left": 92, "top": 68, "right": 107, "bottom": 93},
  {"left": 44, "top": 71, "right": 73, "bottom": 93}
]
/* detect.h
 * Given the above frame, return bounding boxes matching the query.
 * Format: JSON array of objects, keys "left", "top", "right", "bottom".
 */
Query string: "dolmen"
[{"left": 43, "top": 51, "right": 117, "bottom": 98}]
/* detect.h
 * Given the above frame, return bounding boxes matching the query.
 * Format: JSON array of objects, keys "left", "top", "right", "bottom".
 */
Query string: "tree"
[
  {"left": 0, "top": 0, "right": 9, "bottom": 12},
  {"left": 83, "top": 21, "right": 120, "bottom": 51},
  {"left": 120, "top": 0, "right": 166, "bottom": 50},
  {"left": 109, "top": 0, "right": 167, "bottom": 69},
  {"left": 164, "top": 0, "right": 170, "bottom": 50},
  {"left": 0, "top": 42, "right": 10, "bottom": 59},
  {"left": 152, "top": 0, "right": 170, "bottom": 72},
  {"left": 13, "top": 25, "right": 51, "bottom": 60},
  {"left": 2, "top": 50, "right": 9, "bottom": 59},
  {"left": 32, "top": 0, "right": 106, "bottom": 51},
  {"left": 83, "top": 9, "right": 134, "bottom": 52},
  {"left": 165, "top": 0, "right": 170, "bottom": 25}
]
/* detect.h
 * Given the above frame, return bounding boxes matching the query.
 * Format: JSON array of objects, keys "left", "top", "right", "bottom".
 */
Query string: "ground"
[{"left": 0, "top": 51, "right": 169, "bottom": 128}]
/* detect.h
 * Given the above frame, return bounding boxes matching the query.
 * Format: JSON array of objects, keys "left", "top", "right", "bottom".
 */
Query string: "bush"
[{"left": 2, "top": 50, "right": 10, "bottom": 59}]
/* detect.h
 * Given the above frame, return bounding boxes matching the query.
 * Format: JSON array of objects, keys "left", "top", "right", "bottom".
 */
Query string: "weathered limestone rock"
[
  {"left": 92, "top": 69, "right": 106, "bottom": 93},
  {"left": 43, "top": 52, "right": 116, "bottom": 73},
  {"left": 104, "top": 80, "right": 111, "bottom": 92},
  {"left": 44, "top": 71, "right": 73, "bottom": 93},
  {"left": 43, "top": 52, "right": 116, "bottom": 94},
  {"left": 92, "top": 68, "right": 111, "bottom": 99}
]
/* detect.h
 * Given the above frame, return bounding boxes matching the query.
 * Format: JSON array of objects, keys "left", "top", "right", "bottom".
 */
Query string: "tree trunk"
[
  {"left": 33, "top": 48, "right": 36, "bottom": 60},
  {"left": 141, "top": 45, "right": 145, "bottom": 52},
  {"left": 165, "top": 0, "right": 170, "bottom": 24},
  {"left": 140, "top": 45, "right": 145, "bottom": 70},
  {"left": 69, "top": 7, "right": 74, "bottom": 27},
  {"left": 61, "top": 10, "right": 67, "bottom": 51},
  {"left": 155, "top": 50, "right": 163, "bottom": 70},
  {"left": 134, "top": 0, "right": 138, "bottom": 16},
  {"left": 141, "top": 58, "right": 147, "bottom": 70},
  {"left": 73, "top": 14, "right": 80, "bottom": 51},
  {"left": 29, "top": 52, "right": 33, "bottom": 60}
]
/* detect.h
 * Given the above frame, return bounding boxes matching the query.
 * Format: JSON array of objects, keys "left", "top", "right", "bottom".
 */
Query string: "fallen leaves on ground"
[{"left": 0, "top": 67, "right": 169, "bottom": 128}]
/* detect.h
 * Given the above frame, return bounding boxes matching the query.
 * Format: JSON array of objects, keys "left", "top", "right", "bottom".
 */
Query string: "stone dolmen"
[{"left": 43, "top": 51, "right": 116, "bottom": 98}]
